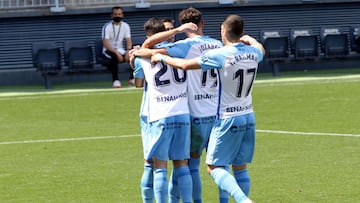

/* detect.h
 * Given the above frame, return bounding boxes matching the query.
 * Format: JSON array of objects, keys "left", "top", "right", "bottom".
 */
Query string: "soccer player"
[
  {"left": 134, "top": 18, "right": 171, "bottom": 203},
  {"left": 133, "top": 18, "right": 197, "bottom": 203},
  {"left": 131, "top": 7, "right": 229, "bottom": 203},
  {"left": 163, "top": 18, "right": 175, "bottom": 42},
  {"left": 151, "top": 14, "right": 265, "bottom": 203}
]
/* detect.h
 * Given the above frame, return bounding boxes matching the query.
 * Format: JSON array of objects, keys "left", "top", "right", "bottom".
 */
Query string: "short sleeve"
[
  {"left": 133, "top": 57, "right": 144, "bottom": 79},
  {"left": 198, "top": 49, "right": 225, "bottom": 71}
]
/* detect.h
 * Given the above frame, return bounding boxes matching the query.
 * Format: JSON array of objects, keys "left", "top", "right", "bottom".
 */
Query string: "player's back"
[
  {"left": 134, "top": 57, "right": 189, "bottom": 122},
  {"left": 165, "top": 36, "right": 223, "bottom": 117},
  {"left": 200, "top": 42, "right": 263, "bottom": 119}
]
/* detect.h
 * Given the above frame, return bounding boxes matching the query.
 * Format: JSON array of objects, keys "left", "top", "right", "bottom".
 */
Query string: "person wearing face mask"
[{"left": 102, "top": 6, "right": 134, "bottom": 88}]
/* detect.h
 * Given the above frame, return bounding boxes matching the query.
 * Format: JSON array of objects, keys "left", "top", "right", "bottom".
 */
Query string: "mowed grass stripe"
[
  {"left": 0, "top": 87, "right": 142, "bottom": 100},
  {"left": 1, "top": 129, "right": 359, "bottom": 145},
  {"left": 1, "top": 73, "right": 360, "bottom": 99}
]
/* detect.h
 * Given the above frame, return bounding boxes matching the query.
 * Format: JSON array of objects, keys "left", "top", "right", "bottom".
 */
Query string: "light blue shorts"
[
  {"left": 140, "top": 115, "right": 150, "bottom": 160},
  {"left": 190, "top": 115, "right": 216, "bottom": 155},
  {"left": 206, "top": 113, "right": 256, "bottom": 166},
  {"left": 146, "top": 114, "right": 191, "bottom": 161}
]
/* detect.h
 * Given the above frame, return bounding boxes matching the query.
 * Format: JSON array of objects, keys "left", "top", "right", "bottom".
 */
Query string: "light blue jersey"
[
  {"left": 165, "top": 36, "right": 223, "bottom": 157},
  {"left": 165, "top": 36, "right": 223, "bottom": 118},
  {"left": 199, "top": 42, "right": 263, "bottom": 166},
  {"left": 134, "top": 42, "right": 172, "bottom": 159},
  {"left": 199, "top": 42, "right": 263, "bottom": 119},
  {"left": 134, "top": 56, "right": 190, "bottom": 161}
]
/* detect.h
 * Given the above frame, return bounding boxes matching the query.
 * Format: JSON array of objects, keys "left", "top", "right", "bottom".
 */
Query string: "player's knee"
[
  {"left": 172, "top": 159, "right": 187, "bottom": 168},
  {"left": 232, "top": 164, "right": 247, "bottom": 171}
]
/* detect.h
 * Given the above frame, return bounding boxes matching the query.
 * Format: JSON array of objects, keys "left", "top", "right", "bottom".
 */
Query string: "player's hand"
[
  {"left": 240, "top": 35, "right": 258, "bottom": 45},
  {"left": 151, "top": 53, "right": 162, "bottom": 63},
  {"left": 129, "top": 49, "right": 138, "bottom": 68},
  {"left": 177, "top": 22, "right": 198, "bottom": 34},
  {"left": 129, "top": 45, "right": 140, "bottom": 56}
]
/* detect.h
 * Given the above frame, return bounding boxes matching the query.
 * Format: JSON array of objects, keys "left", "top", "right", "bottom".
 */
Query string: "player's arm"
[
  {"left": 134, "top": 78, "right": 144, "bottom": 88},
  {"left": 151, "top": 53, "right": 200, "bottom": 70},
  {"left": 133, "top": 57, "right": 145, "bottom": 88},
  {"left": 130, "top": 48, "right": 168, "bottom": 68},
  {"left": 240, "top": 35, "right": 266, "bottom": 56},
  {"left": 142, "top": 23, "right": 198, "bottom": 48}
]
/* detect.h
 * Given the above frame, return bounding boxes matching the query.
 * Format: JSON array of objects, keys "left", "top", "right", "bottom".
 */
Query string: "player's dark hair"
[
  {"left": 223, "top": 15, "right": 244, "bottom": 42},
  {"left": 162, "top": 18, "right": 174, "bottom": 24},
  {"left": 144, "top": 17, "right": 166, "bottom": 36},
  {"left": 178, "top": 7, "right": 202, "bottom": 25}
]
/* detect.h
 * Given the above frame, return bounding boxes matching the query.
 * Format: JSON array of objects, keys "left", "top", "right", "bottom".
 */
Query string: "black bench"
[{"left": 32, "top": 40, "right": 132, "bottom": 89}]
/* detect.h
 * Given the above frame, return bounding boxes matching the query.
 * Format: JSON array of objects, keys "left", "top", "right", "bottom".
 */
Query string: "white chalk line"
[
  {"left": 257, "top": 129, "right": 360, "bottom": 138},
  {"left": 1, "top": 129, "right": 359, "bottom": 145},
  {"left": 1, "top": 74, "right": 360, "bottom": 99}
]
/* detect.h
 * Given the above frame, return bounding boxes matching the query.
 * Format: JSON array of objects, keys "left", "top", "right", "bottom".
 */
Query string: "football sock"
[
  {"left": 175, "top": 165, "right": 193, "bottom": 203},
  {"left": 188, "top": 158, "right": 202, "bottom": 203},
  {"left": 168, "top": 169, "right": 180, "bottom": 203},
  {"left": 219, "top": 165, "right": 230, "bottom": 203},
  {"left": 234, "top": 168, "right": 251, "bottom": 196},
  {"left": 210, "top": 167, "right": 249, "bottom": 203},
  {"left": 140, "top": 162, "right": 154, "bottom": 203},
  {"left": 153, "top": 168, "right": 168, "bottom": 203}
]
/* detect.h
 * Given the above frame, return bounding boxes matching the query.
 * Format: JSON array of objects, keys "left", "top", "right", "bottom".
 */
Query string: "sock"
[
  {"left": 219, "top": 165, "right": 230, "bottom": 203},
  {"left": 234, "top": 168, "right": 251, "bottom": 196},
  {"left": 188, "top": 158, "right": 202, "bottom": 203},
  {"left": 153, "top": 168, "right": 168, "bottom": 203},
  {"left": 168, "top": 169, "right": 180, "bottom": 203},
  {"left": 210, "top": 167, "right": 249, "bottom": 203},
  {"left": 174, "top": 166, "right": 193, "bottom": 203},
  {"left": 140, "top": 162, "right": 154, "bottom": 203}
]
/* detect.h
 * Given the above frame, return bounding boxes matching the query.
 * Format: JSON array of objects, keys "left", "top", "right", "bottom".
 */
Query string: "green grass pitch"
[{"left": 0, "top": 69, "right": 359, "bottom": 202}]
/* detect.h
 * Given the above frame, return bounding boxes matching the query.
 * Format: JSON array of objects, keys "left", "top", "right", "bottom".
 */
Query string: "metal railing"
[
  {"left": 0, "top": 0, "right": 137, "bottom": 9},
  {"left": 0, "top": 0, "right": 214, "bottom": 9}
]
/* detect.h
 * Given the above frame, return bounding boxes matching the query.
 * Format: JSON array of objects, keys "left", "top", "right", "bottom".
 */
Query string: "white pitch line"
[
  {"left": 1, "top": 74, "right": 360, "bottom": 99},
  {"left": 257, "top": 129, "right": 360, "bottom": 137},
  {"left": 1, "top": 130, "right": 359, "bottom": 145},
  {"left": 0, "top": 134, "right": 140, "bottom": 145}
]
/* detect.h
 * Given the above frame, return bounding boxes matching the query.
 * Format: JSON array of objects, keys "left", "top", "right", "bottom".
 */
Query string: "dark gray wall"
[{"left": 1, "top": 1, "right": 360, "bottom": 86}]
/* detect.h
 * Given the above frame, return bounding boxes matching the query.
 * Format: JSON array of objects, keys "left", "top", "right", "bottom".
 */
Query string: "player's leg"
[
  {"left": 232, "top": 113, "right": 256, "bottom": 197},
  {"left": 189, "top": 115, "right": 215, "bottom": 203},
  {"left": 140, "top": 160, "right": 154, "bottom": 203},
  {"left": 208, "top": 166, "right": 251, "bottom": 203},
  {"left": 153, "top": 159, "right": 168, "bottom": 203},
  {"left": 206, "top": 117, "right": 253, "bottom": 203},
  {"left": 173, "top": 160, "right": 192, "bottom": 203},
  {"left": 148, "top": 118, "right": 173, "bottom": 203},
  {"left": 168, "top": 169, "right": 180, "bottom": 203},
  {"left": 218, "top": 165, "right": 230, "bottom": 203},
  {"left": 232, "top": 166, "right": 250, "bottom": 196},
  {"left": 170, "top": 114, "right": 192, "bottom": 203},
  {"left": 140, "top": 116, "right": 154, "bottom": 202},
  {"left": 188, "top": 156, "right": 201, "bottom": 203}
]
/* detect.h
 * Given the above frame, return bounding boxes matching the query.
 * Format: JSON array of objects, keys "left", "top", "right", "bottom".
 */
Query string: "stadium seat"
[
  {"left": 32, "top": 42, "right": 62, "bottom": 73},
  {"left": 64, "top": 40, "right": 94, "bottom": 71},
  {"left": 94, "top": 39, "right": 132, "bottom": 74},
  {"left": 260, "top": 30, "right": 289, "bottom": 59},
  {"left": 350, "top": 25, "right": 360, "bottom": 53},
  {"left": 132, "top": 36, "right": 146, "bottom": 47},
  {"left": 290, "top": 28, "right": 319, "bottom": 59},
  {"left": 320, "top": 27, "right": 349, "bottom": 58},
  {"left": 95, "top": 39, "right": 110, "bottom": 66},
  {"left": 260, "top": 30, "right": 289, "bottom": 76}
]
